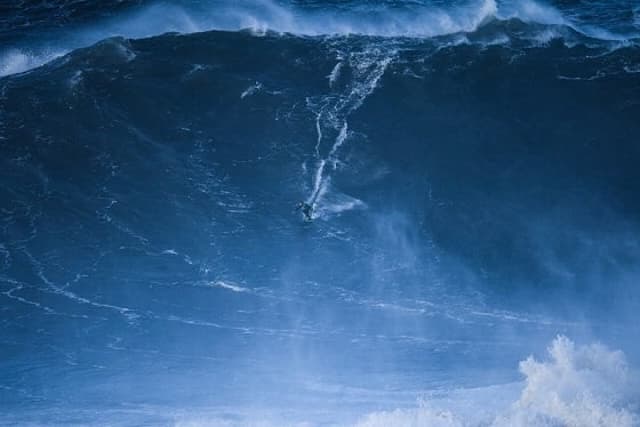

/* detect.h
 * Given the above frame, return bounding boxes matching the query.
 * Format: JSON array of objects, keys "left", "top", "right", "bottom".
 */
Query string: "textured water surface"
[{"left": 1, "top": 1, "right": 640, "bottom": 426}]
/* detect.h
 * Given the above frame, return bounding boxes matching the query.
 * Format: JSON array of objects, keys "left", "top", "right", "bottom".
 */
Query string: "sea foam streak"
[{"left": 305, "top": 48, "right": 392, "bottom": 218}]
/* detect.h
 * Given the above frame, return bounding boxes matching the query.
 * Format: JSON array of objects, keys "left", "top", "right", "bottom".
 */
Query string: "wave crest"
[{"left": 2, "top": 0, "right": 635, "bottom": 78}]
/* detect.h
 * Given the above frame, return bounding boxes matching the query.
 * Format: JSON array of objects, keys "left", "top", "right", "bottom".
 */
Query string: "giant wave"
[{"left": 1, "top": 0, "right": 640, "bottom": 426}]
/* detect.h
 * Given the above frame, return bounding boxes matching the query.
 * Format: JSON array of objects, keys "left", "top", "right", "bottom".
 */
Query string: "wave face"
[{"left": 1, "top": 1, "right": 640, "bottom": 426}]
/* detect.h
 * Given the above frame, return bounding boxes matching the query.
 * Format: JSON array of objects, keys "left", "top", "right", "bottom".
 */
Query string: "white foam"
[
  {"left": 168, "top": 335, "right": 638, "bottom": 427},
  {"left": 328, "top": 121, "right": 348, "bottom": 167},
  {"left": 68, "top": 69, "right": 83, "bottom": 88},
  {"left": 496, "top": 0, "right": 566, "bottom": 26},
  {"left": 355, "top": 405, "right": 464, "bottom": 427},
  {"left": 305, "top": 49, "right": 392, "bottom": 217},
  {"left": 3, "top": 0, "right": 494, "bottom": 77},
  {"left": 495, "top": 336, "right": 637, "bottom": 427},
  {"left": 114, "top": 39, "right": 137, "bottom": 61},
  {"left": 313, "top": 187, "right": 366, "bottom": 220},
  {"left": 625, "top": 65, "right": 640, "bottom": 74},
  {"left": 328, "top": 62, "right": 343, "bottom": 88},
  {"left": 354, "top": 336, "right": 638, "bottom": 427},
  {"left": 557, "top": 71, "right": 606, "bottom": 81},
  {"left": 308, "top": 159, "right": 327, "bottom": 207},
  {"left": 210, "top": 280, "right": 249, "bottom": 293},
  {"left": 2, "top": 0, "right": 633, "bottom": 78},
  {"left": 240, "top": 81, "right": 263, "bottom": 99},
  {"left": 175, "top": 418, "right": 313, "bottom": 427},
  {"left": 0, "top": 49, "right": 65, "bottom": 77},
  {"left": 531, "top": 27, "right": 564, "bottom": 44},
  {"left": 192, "top": 0, "right": 497, "bottom": 38}
]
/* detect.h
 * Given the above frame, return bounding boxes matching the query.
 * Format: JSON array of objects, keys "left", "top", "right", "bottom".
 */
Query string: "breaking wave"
[
  {"left": 2, "top": 1, "right": 640, "bottom": 425},
  {"left": 171, "top": 337, "right": 639, "bottom": 426},
  {"left": 358, "top": 337, "right": 638, "bottom": 427},
  {"left": 1, "top": 0, "right": 638, "bottom": 77}
]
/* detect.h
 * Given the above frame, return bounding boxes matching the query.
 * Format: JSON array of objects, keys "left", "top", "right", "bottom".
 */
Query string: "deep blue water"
[{"left": 1, "top": 1, "right": 640, "bottom": 426}]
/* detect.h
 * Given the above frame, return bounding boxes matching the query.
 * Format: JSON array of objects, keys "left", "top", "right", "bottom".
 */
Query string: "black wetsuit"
[{"left": 298, "top": 202, "right": 313, "bottom": 221}]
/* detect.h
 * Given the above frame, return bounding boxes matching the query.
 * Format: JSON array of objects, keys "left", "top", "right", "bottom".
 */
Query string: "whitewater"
[{"left": 1, "top": 0, "right": 638, "bottom": 77}]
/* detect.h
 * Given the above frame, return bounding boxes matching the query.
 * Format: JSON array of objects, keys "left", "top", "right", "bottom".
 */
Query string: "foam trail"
[
  {"left": 210, "top": 280, "right": 249, "bottom": 293},
  {"left": 328, "top": 62, "right": 343, "bottom": 88},
  {"left": 314, "top": 106, "right": 325, "bottom": 158},
  {"left": 329, "top": 122, "right": 348, "bottom": 166},
  {"left": 305, "top": 51, "right": 392, "bottom": 218},
  {"left": 307, "top": 120, "right": 347, "bottom": 207},
  {"left": 240, "top": 81, "right": 263, "bottom": 99},
  {"left": 308, "top": 159, "right": 327, "bottom": 207}
]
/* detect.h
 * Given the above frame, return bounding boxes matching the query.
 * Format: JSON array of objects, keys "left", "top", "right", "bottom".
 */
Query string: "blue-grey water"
[{"left": 1, "top": 1, "right": 640, "bottom": 426}]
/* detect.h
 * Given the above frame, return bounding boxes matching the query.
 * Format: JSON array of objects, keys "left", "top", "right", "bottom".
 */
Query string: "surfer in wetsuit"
[{"left": 296, "top": 201, "right": 313, "bottom": 221}]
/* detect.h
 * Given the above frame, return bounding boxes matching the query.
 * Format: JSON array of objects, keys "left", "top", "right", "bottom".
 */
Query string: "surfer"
[{"left": 296, "top": 201, "right": 313, "bottom": 221}]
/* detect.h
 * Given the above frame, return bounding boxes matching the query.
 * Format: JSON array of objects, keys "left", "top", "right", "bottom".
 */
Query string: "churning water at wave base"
[
  {"left": 170, "top": 336, "right": 639, "bottom": 426},
  {"left": 1, "top": 0, "right": 640, "bottom": 426}
]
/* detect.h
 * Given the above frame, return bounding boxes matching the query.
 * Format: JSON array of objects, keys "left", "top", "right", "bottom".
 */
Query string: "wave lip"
[
  {"left": 69, "top": 0, "right": 638, "bottom": 40},
  {"left": 221, "top": 0, "right": 500, "bottom": 38},
  {"left": 2, "top": 0, "right": 638, "bottom": 79},
  {"left": 0, "top": 49, "right": 65, "bottom": 77}
]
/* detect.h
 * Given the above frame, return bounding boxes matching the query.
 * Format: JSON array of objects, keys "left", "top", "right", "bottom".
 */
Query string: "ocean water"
[{"left": 1, "top": 0, "right": 639, "bottom": 426}]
